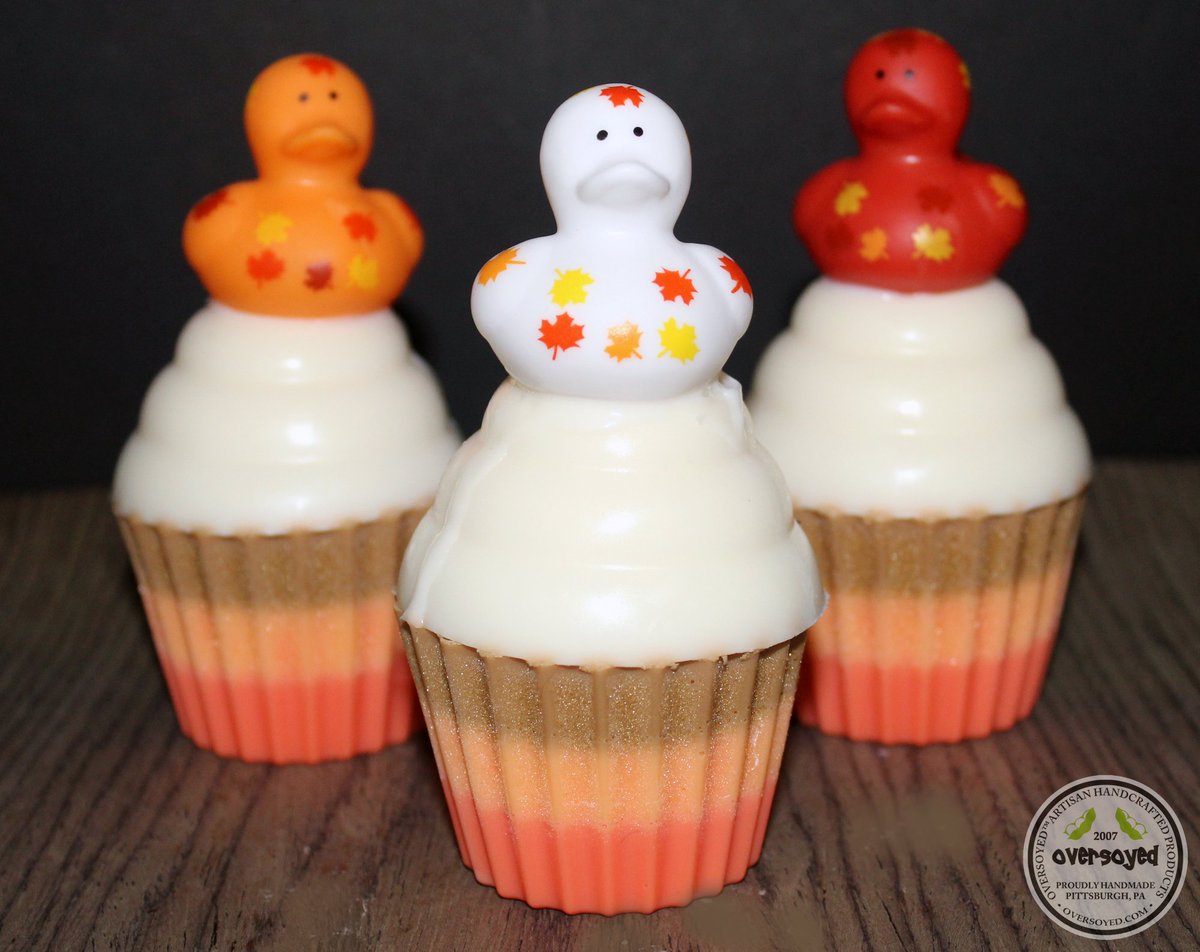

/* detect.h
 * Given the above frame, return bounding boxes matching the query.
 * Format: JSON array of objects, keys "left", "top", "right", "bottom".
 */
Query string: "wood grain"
[{"left": 0, "top": 461, "right": 1197, "bottom": 951}]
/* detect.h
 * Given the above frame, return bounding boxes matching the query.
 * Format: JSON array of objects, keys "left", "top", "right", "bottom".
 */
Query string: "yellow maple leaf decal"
[
  {"left": 959, "top": 61, "right": 972, "bottom": 90},
  {"left": 256, "top": 212, "right": 293, "bottom": 245},
  {"left": 911, "top": 224, "right": 955, "bottom": 262},
  {"left": 604, "top": 321, "right": 643, "bottom": 362},
  {"left": 658, "top": 318, "right": 699, "bottom": 363},
  {"left": 478, "top": 247, "right": 525, "bottom": 284},
  {"left": 859, "top": 227, "right": 889, "bottom": 261},
  {"left": 988, "top": 173, "right": 1026, "bottom": 209},
  {"left": 835, "top": 181, "right": 869, "bottom": 216},
  {"left": 549, "top": 268, "right": 594, "bottom": 306},
  {"left": 348, "top": 255, "right": 379, "bottom": 289}
]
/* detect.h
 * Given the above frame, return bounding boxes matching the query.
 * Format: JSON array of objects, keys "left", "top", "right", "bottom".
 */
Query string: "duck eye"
[
  {"left": 875, "top": 69, "right": 885, "bottom": 79},
  {"left": 904, "top": 69, "right": 915, "bottom": 79},
  {"left": 596, "top": 129, "right": 608, "bottom": 140},
  {"left": 299, "top": 92, "right": 309, "bottom": 102},
  {"left": 633, "top": 126, "right": 643, "bottom": 136},
  {"left": 329, "top": 90, "right": 338, "bottom": 99}
]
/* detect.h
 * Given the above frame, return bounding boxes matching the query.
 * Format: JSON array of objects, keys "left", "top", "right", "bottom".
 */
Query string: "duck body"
[
  {"left": 473, "top": 229, "right": 751, "bottom": 400},
  {"left": 472, "top": 83, "right": 752, "bottom": 400},
  {"left": 182, "top": 53, "right": 422, "bottom": 317},
  {"left": 184, "top": 178, "right": 421, "bottom": 317},
  {"left": 795, "top": 151, "right": 1027, "bottom": 292},
  {"left": 794, "top": 28, "right": 1027, "bottom": 292}
]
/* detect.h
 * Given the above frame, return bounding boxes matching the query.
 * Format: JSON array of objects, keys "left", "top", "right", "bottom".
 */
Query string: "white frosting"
[
  {"left": 472, "top": 84, "right": 753, "bottom": 400},
  {"left": 399, "top": 377, "right": 825, "bottom": 667},
  {"left": 113, "top": 301, "right": 459, "bottom": 534},
  {"left": 749, "top": 278, "right": 1090, "bottom": 517}
]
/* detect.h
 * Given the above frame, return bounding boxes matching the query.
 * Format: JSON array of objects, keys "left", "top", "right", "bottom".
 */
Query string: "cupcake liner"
[
  {"left": 118, "top": 508, "right": 425, "bottom": 763},
  {"left": 402, "top": 624, "right": 805, "bottom": 915},
  {"left": 795, "top": 492, "right": 1085, "bottom": 744}
]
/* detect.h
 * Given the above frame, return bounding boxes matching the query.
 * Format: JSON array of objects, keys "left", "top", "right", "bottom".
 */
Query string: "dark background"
[{"left": 3, "top": 0, "right": 1197, "bottom": 489}]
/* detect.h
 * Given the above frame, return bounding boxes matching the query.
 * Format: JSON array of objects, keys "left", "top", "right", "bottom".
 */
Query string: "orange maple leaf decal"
[
  {"left": 653, "top": 268, "right": 696, "bottom": 304},
  {"left": 300, "top": 56, "right": 336, "bottom": 76},
  {"left": 835, "top": 182, "right": 868, "bottom": 216},
  {"left": 859, "top": 228, "right": 889, "bottom": 262},
  {"left": 539, "top": 312, "right": 584, "bottom": 359},
  {"left": 247, "top": 250, "right": 284, "bottom": 286},
  {"left": 191, "top": 188, "right": 230, "bottom": 220},
  {"left": 343, "top": 212, "right": 377, "bottom": 241},
  {"left": 718, "top": 255, "right": 751, "bottom": 296},
  {"left": 599, "top": 85, "right": 644, "bottom": 107},
  {"left": 605, "top": 322, "right": 643, "bottom": 361},
  {"left": 988, "top": 173, "right": 1025, "bottom": 209},
  {"left": 305, "top": 262, "right": 332, "bottom": 290},
  {"left": 478, "top": 248, "right": 525, "bottom": 284},
  {"left": 911, "top": 223, "right": 955, "bottom": 262}
]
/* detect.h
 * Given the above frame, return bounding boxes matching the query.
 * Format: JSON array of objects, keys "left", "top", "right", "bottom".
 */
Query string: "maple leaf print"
[
  {"left": 959, "top": 61, "right": 972, "bottom": 90},
  {"left": 882, "top": 30, "right": 920, "bottom": 54},
  {"left": 835, "top": 181, "right": 868, "bottom": 216},
  {"left": 658, "top": 318, "right": 699, "bottom": 362},
  {"left": 988, "top": 173, "right": 1026, "bottom": 209},
  {"left": 247, "top": 250, "right": 284, "bottom": 286},
  {"left": 717, "top": 256, "right": 752, "bottom": 296},
  {"left": 256, "top": 212, "right": 293, "bottom": 246},
  {"left": 859, "top": 228, "right": 889, "bottom": 261},
  {"left": 300, "top": 55, "right": 336, "bottom": 76},
  {"left": 478, "top": 247, "right": 525, "bottom": 284},
  {"left": 305, "top": 262, "right": 333, "bottom": 290},
  {"left": 605, "top": 322, "right": 643, "bottom": 361},
  {"left": 653, "top": 268, "right": 696, "bottom": 304},
  {"left": 917, "top": 186, "right": 953, "bottom": 213},
  {"left": 539, "top": 312, "right": 584, "bottom": 358},
  {"left": 911, "top": 224, "right": 955, "bottom": 262},
  {"left": 191, "top": 188, "right": 230, "bottom": 221},
  {"left": 599, "top": 85, "right": 644, "bottom": 107},
  {"left": 343, "top": 212, "right": 377, "bottom": 241},
  {"left": 549, "top": 268, "right": 594, "bottom": 306},
  {"left": 348, "top": 255, "right": 379, "bottom": 289}
]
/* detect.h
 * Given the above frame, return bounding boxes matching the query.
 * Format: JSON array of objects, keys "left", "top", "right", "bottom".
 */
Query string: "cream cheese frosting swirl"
[
  {"left": 750, "top": 278, "right": 1090, "bottom": 517},
  {"left": 400, "top": 376, "right": 824, "bottom": 667},
  {"left": 113, "top": 302, "right": 459, "bottom": 534}
]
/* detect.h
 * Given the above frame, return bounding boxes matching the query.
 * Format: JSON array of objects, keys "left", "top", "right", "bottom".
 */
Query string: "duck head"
[
  {"left": 244, "top": 54, "right": 373, "bottom": 183},
  {"left": 844, "top": 29, "right": 971, "bottom": 158},
  {"left": 540, "top": 84, "right": 691, "bottom": 235}
]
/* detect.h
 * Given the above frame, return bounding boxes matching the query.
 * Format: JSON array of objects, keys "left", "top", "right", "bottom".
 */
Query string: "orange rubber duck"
[
  {"left": 794, "top": 29, "right": 1027, "bottom": 292},
  {"left": 183, "top": 54, "right": 423, "bottom": 317}
]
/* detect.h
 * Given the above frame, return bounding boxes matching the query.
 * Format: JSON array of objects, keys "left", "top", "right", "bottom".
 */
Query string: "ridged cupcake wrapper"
[
  {"left": 795, "top": 492, "right": 1086, "bottom": 745},
  {"left": 402, "top": 625, "right": 806, "bottom": 915},
  {"left": 118, "top": 509, "right": 425, "bottom": 764}
]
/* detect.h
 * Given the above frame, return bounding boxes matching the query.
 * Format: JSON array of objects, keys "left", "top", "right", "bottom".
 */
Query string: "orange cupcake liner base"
[
  {"left": 797, "top": 634, "right": 1055, "bottom": 745},
  {"left": 445, "top": 784, "right": 778, "bottom": 916},
  {"left": 159, "top": 655, "right": 421, "bottom": 764}
]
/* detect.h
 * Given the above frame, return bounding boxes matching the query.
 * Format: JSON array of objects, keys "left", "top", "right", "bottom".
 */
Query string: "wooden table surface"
[{"left": 1, "top": 460, "right": 1197, "bottom": 951}]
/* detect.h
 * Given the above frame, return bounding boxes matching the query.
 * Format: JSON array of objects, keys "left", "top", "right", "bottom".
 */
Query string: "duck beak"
[
  {"left": 577, "top": 161, "right": 670, "bottom": 207},
  {"left": 281, "top": 124, "right": 359, "bottom": 161},
  {"left": 857, "top": 95, "right": 934, "bottom": 137}
]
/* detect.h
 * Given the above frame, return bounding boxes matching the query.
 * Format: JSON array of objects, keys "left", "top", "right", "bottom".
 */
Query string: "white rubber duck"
[{"left": 472, "top": 84, "right": 753, "bottom": 400}]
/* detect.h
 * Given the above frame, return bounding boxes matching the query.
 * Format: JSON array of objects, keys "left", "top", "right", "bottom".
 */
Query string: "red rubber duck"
[
  {"left": 794, "top": 29, "right": 1027, "bottom": 292},
  {"left": 183, "top": 54, "right": 423, "bottom": 317}
]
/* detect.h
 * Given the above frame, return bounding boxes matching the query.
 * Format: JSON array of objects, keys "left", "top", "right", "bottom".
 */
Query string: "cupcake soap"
[
  {"left": 750, "top": 30, "right": 1090, "bottom": 745},
  {"left": 399, "top": 84, "right": 824, "bottom": 914},
  {"left": 113, "top": 54, "right": 459, "bottom": 763}
]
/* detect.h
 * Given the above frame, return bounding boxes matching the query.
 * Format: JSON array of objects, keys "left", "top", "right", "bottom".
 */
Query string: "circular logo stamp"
[{"left": 1023, "top": 775, "right": 1188, "bottom": 940}]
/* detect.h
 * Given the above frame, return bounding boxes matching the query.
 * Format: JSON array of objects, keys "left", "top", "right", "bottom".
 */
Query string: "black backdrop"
[{"left": 3, "top": 0, "right": 1198, "bottom": 489}]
